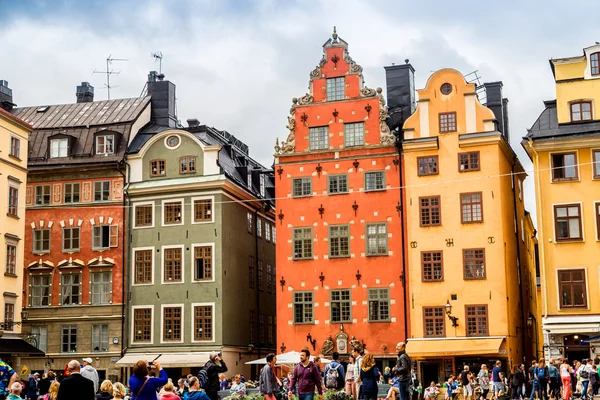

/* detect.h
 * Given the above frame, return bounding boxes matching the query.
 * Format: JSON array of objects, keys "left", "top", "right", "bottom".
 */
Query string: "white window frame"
[
  {"left": 191, "top": 302, "right": 216, "bottom": 343},
  {"left": 191, "top": 243, "right": 216, "bottom": 284},
  {"left": 265, "top": 221, "right": 271, "bottom": 242},
  {"left": 160, "top": 303, "right": 185, "bottom": 344},
  {"left": 131, "top": 247, "right": 155, "bottom": 287},
  {"left": 90, "top": 271, "right": 112, "bottom": 305},
  {"left": 50, "top": 138, "right": 68, "bottom": 158},
  {"left": 131, "top": 305, "right": 154, "bottom": 344},
  {"left": 191, "top": 195, "right": 215, "bottom": 224},
  {"left": 96, "top": 135, "right": 115, "bottom": 155},
  {"left": 161, "top": 244, "right": 185, "bottom": 285},
  {"left": 161, "top": 198, "right": 185, "bottom": 227},
  {"left": 60, "top": 273, "right": 82, "bottom": 306},
  {"left": 8, "top": 182, "right": 19, "bottom": 217},
  {"left": 592, "top": 149, "right": 600, "bottom": 180},
  {"left": 133, "top": 202, "right": 155, "bottom": 229}
]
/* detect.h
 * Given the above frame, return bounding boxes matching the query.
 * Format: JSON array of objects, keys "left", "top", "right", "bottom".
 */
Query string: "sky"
[{"left": 2, "top": 0, "right": 600, "bottom": 224}]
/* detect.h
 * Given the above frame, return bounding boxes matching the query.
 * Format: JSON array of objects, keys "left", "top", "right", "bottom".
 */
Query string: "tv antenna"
[
  {"left": 151, "top": 52, "right": 163, "bottom": 74},
  {"left": 93, "top": 55, "right": 128, "bottom": 100}
]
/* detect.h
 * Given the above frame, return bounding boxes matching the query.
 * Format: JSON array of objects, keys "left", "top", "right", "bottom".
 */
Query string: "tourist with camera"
[{"left": 128, "top": 360, "right": 168, "bottom": 400}]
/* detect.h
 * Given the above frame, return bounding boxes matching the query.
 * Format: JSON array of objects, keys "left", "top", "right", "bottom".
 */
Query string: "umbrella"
[{"left": 246, "top": 351, "right": 332, "bottom": 365}]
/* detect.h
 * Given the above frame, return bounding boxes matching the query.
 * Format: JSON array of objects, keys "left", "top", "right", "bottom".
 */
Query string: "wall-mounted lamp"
[
  {"left": 444, "top": 299, "right": 459, "bottom": 327},
  {"left": 527, "top": 316, "right": 533, "bottom": 328}
]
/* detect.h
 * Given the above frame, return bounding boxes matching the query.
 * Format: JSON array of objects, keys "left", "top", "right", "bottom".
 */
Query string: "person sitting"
[
  {"left": 424, "top": 382, "right": 439, "bottom": 400},
  {"left": 230, "top": 375, "right": 247, "bottom": 398},
  {"left": 445, "top": 376, "right": 459, "bottom": 400},
  {"left": 385, "top": 376, "right": 400, "bottom": 400},
  {"left": 219, "top": 374, "right": 228, "bottom": 391}
]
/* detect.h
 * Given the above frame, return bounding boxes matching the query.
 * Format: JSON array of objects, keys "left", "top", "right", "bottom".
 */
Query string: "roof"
[
  {"left": 13, "top": 96, "right": 150, "bottom": 129},
  {"left": 0, "top": 107, "right": 32, "bottom": 129},
  {"left": 524, "top": 100, "right": 600, "bottom": 142}
]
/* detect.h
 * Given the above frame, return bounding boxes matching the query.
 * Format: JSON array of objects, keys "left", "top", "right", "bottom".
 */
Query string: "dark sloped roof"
[
  {"left": 13, "top": 97, "right": 150, "bottom": 129},
  {"left": 0, "top": 337, "right": 45, "bottom": 356},
  {"left": 525, "top": 100, "right": 600, "bottom": 141}
]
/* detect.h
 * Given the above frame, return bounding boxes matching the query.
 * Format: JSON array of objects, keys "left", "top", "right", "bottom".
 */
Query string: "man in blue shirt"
[
  {"left": 323, "top": 352, "right": 345, "bottom": 390},
  {"left": 0, "top": 359, "right": 18, "bottom": 400},
  {"left": 491, "top": 360, "right": 503, "bottom": 397}
]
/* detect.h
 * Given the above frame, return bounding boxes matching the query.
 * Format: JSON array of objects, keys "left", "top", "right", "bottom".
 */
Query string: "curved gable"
[{"left": 141, "top": 130, "right": 205, "bottom": 180}]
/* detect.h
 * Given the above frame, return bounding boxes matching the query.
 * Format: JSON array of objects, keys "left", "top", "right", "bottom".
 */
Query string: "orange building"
[{"left": 274, "top": 29, "right": 407, "bottom": 367}]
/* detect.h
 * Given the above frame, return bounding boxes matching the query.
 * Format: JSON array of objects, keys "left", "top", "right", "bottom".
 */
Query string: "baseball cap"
[{"left": 83, "top": 357, "right": 93, "bottom": 364}]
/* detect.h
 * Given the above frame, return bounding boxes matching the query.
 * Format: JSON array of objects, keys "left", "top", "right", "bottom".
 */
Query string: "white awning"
[
  {"left": 542, "top": 324, "right": 600, "bottom": 334},
  {"left": 117, "top": 352, "right": 212, "bottom": 367},
  {"left": 246, "top": 351, "right": 331, "bottom": 365}
]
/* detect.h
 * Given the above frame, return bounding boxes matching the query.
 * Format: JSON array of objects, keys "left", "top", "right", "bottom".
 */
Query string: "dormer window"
[
  {"left": 50, "top": 138, "right": 69, "bottom": 158},
  {"left": 326, "top": 77, "right": 345, "bottom": 101},
  {"left": 150, "top": 160, "right": 166, "bottom": 177},
  {"left": 570, "top": 101, "right": 592, "bottom": 122},
  {"left": 591, "top": 52, "right": 600, "bottom": 76},
  {"left": 96, "top": 135, "right": 114, "bottom": 155}
]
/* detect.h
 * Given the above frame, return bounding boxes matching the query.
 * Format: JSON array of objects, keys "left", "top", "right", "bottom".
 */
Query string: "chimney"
[
  {"left": 147, "top": 71, "right": 177, "bottom": 128},
  {"left": 384, "top": 60, "right": 416, "bottom": 132},
  {"left": 0, "top": 80, "right": 16, "bottom": 111},
  {"left": 483, "top": 81, "right": 509, "bottom": 140},
  {"left": 187, "top": 118, "right": 200, "bottom": 128},
  {"left": 76, "top": 82, "right": 94, "bottom": 103}
]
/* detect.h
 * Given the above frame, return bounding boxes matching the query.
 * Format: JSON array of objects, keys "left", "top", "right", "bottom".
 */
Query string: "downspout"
[
  {"left": 396, "top": 131, "right": 409, "bottom": 340},
  {"left": 117, "top": 159, "right": 131, "bottom": 382},
  {"left": 511, "top": 159, "right": 527, "bottom": 363},
  {"left": 254, "top": 207, "right": 262, "bottom": 363}
]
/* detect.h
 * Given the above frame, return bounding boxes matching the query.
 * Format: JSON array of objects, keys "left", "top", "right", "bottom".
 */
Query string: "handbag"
[{"left": 132, "top": 378, "right": 149, "bottom": 400}]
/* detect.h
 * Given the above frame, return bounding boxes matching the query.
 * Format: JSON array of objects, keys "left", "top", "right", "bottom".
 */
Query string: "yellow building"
[
  {"left": 523, "top": 44, "right": 600, "bottom": 362},
  {"left": 402, "top": 69, "right": 538, "bottom": 382},
  {"left": 0, "top": 95, "right": 34, "bottom": 358}
]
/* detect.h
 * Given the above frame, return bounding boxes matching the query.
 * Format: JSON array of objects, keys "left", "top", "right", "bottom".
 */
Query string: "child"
[{"left": 386, "top": 376, "right": 400, "bottom": 400}]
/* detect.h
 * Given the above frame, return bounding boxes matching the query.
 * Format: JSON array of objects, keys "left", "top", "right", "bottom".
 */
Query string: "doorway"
[
  {"left": 421, "top": 362, "right": 441, "bottom": 385},
  {"left": 564, "top": 334, "right": 590, "bottom": 362}
]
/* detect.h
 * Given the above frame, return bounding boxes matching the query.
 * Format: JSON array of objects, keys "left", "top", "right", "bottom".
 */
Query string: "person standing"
[
  {"left": 509, "top": 365, "right": 524, "bottom": 400},
  {"left": 26, "top": 373, "right": 40, "bottom": 400},
  {"left": 460, "top": 366, "right": 473, "bottom": 400},
  {"left": 56, "top": 360, "right": 95, "bottom": 400},
  {"left": 81, "top": 358, "right": 99, "bottom": 394},
  {"left": 560, "top": 359, "right": 573, "bottom": 400},
  {"left": 288, "top": 349, "right": 323, "bottom": 400},
  {"left": 358, "top": 353, "right": 380, "bottom": 400},
  {"left": 547, "top": 360, "right": 559, "bottom": 400},
  {"left": 260, "top": 354, "right": 281, "bottom": 400},
  {"left": 324, "top": 352, "right": 346, "bottom": 390},
  {"left": 579, "top": 359, "right": 592, "bottom": 400},
  {"left": 352, "top": 347, "right": 364, "bottom": 400},
  {"left": 478, "top": 365, "right": 490, "bottom": 400},
  {"left": 128, "top": 360, "right": 168, "bottom": 400},
  {"left": 345, "top": 355, "right": 357, "bottom": 400},
  {"left": 410, "top": 368, "right": 420, "bottom": 400},
  {"left": 0, "top": 359, "right": 18, "bottom": 400},
  {"left": 491, "top": 361, "right": 502, "bottom": 399},
  {"left": 7, "top": 382, "right": 24, "bottom": 400},
  {"left": 184, "top": 377, "right": 210, "bottom": 400},
  {"left": 393, "top": 342, "right": 411, "bottom": 400},
  {"left": 112, "top": 382, "right": 127, "bottom": 400},
  {"left": 534, "top": 359, "right": 548, "bottom": 400},
  {"left": 203, "top": 352, "right": 228, "bottom": 400}
]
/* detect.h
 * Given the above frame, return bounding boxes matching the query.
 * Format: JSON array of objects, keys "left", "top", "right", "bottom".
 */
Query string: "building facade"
[
  {"left": 12, "top": 83, "right": 150, "bottom": 381},
  {"left": 119, "top": 75, "right": 276, "bottom": 379},
  {"left": 523, "top": 44, "right": 600, "bottom": 362},
  {"left": 274, "top": 29, "right": 407, "bottom": 368},
  {"left": 402, "top": 69, "right": 537, "bottom": 382}
]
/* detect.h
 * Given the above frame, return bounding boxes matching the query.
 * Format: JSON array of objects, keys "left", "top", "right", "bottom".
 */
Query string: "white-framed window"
[
  {"left": 257, "top": 218, "right": 262, "bottom": 238},
  {"left": 518, "top": 178, "right": 523, "bottom": 201},
  {"left": 162, "top": 199, "right": 184, "bottom": 226},
  {"left": 134, "top": 202, "right": 154, "bottom": 228},
  {"left": 265, "top": 221, "right": 271, "bottom": 242},
  {"left": 191, "top": 302, "right": 215, "bottom": 343},
  {"left": 192, "top": 243, "right": 215, "bottom": 283},
  {"left": 247, "top": 212, "right": 253, "bottom": 233},
  {"left": 132, "top": 306, "right": 154, "bottom": 344},
  {"left": 5, "top": 242, "right": 17, "bottom": 275},
  {"left": 10, "top": 136, "right": 20, "bottom": 158},
  {"left": 92, "top": 225, "right": 118, "bottom": 249},
  {"left": 132, "top": 247, "right": 154, "bottom": 286},
  {"left": 8, "top": 186, "right": 18, "bottom": 217},
  {"left": 96, "top": 135, "right": 114, "bottom": 155},
  {"left": 60, "top": 273, "right": 81, "bottom": 306},
  {"left": 161, "top": 304, "right": 184, "bottom": 343},
  {"left": 29, "top": 274, "right": 51, "bottom": 307},
  {"left": 50, "top": 138, "right": 68, "bottom": 158},
  {"left": 272, "top": 224, "right": 276, "bottom": 244},
  {"left": 31, "top": 325, "right": 48, "bottom": 353},
  {"left": 344, "top": 122, "right": 365, "bottom": 147},
  {"left": 91, "top": 271, "right": 112, "bottom": 304},
  {"left": 162, "top": 245, "right": 184, "bottom": 284},
  {"left": 91, "top": 324, "right": 109, "bottom": 352},
  {"left": 260, "top": 175, "right": 266, "bottom": 197}
]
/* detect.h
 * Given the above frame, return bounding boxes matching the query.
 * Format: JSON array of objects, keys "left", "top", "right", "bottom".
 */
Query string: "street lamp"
[
  {"left": 527, "top": 316, "right": 533, "bottom": 328},
  {"left": 445, "top": 299, "right": 459, "bottom": 327}
]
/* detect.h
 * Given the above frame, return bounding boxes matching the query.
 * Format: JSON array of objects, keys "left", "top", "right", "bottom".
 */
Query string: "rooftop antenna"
[
  {"left": 463, "top": 70, "right": 487, "bottom": 104},
  {"left": 93, "top": 55, "right": 128, "bottom": 100},
  {"left": 151, "top": 52, "right": 163, "bottom": 74}
]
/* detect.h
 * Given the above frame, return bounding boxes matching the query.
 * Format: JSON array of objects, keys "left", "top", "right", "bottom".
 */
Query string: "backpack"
[
  {"left": 536, "top": 367, "right": 546, "bottom": 380},
  {"left": 197, "top": 367, "right": 209, "bottom": 389},
  {"left": 325, "top": 364, "right": 340, "bottom": 388}
]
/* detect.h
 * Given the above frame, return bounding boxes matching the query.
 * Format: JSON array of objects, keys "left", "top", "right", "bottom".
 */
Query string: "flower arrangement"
[{"left": 323, "top": 390, "right": 354, "bottom": 400}]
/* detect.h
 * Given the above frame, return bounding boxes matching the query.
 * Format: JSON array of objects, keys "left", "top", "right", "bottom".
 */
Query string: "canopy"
[
  {"left": 0, "top": 338, "right": 45, "bottom": 357},
  {"left": 246, "top": 351, "right": 331, "bottom": 365},
  {"left": 116, "top": 352, "right": 212, "bottom": 367},
  {"left": 406, "top": 337, "right": 505, "bottom": 358}
]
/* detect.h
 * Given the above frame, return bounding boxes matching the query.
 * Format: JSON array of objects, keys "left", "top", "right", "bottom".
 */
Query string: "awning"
[
  {"left": 542, "top": 324, "right": 600, "bottom": 334},
  {"left": 116, "top": 352, "right": 212, "bottom": 367},
  {"left": 246, "top": 351, "right": 331, "bottom": 365},
  {"left": 0, "top": 338, "right": 45, "bottom": 357},
  {"left": 406, "top": 337, "right": 505, "bottom": 358}
]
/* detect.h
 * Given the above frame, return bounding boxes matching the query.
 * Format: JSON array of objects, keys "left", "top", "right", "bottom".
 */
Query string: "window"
[
  {"left": 61, "top": 274, "right": 81, "bottom": 305},
  {"left": 267, "top": 315, "right": 274, "bottom": 344},
  {"left": 440, "top": 83, "right": 453, "bottom": 95},
  {"left": 266, "top": 264, "right": 273, "bottom": 294},
  {"left": 309, "top": 126, "right": 328, "bottom": 150},
  {"left": 30, "top": 274, "right": 51, "bottom": 307},
  {"left": 3, "top": 303, "right": 14, "bottom": 331},
  {"left": 265, "top": 221, "right": 271, "bottom": 242},
  {"left": 248, "top": 256, "right": 255, "bottom": 289},
  {"left": 180, "top": 156, "right": 196, "bottom": 174},
  {"left": 163, "top": 306, "right": 182, "bottom": 341},
  {"left": 5, "top": 244, "right": 16, "bottom": 275},
  {"left": 164, "top": 248, "right": 182, "bottom": 283},
  {"left": 439, "top": 112, "right": 457, "bottom": 133},
  {"left": 570, "top": 101, "right": 592, "bottom": 122},
  {"left": 326, "top": 77, "right": 345, "bottom": 101},
  {"left": 459, "top": 152, "right": 480, "bottom": 172},
  {"left": 331, "top": 289, "right": 351, "bottom": 323},
  {"left": 328, "top": 175, "right": 348, "bottom": 194},
  {"left": 424, "top": 307, "right": 445, "bottom": 337},
  {"left": 466, "top": 305, "right": 488, "bottom": 336},
  {"left": 344, "top": 122, "right": 365, "bottom": 147},
  {"left": 134, "top": 250, "right": 153, "bottom": 284},
  {"left": 593, "top": 150, "right": 600, "bottom": 179},
  {"left": 257, "top": 218, "right": 262, "bottom": 238},
  {"left": 150, "top": 160, "right": 166, "bottom": 176},
  {"left": 96, "top": 135, "right": 114, "bottom": 155},
  {"left": 260, "top": 175, "right": 265, "bottom": 197},
  {"left": 33, "top": 229, "right": 50, "bottom": 253},
  {"left": 31, "top": 326, "right": 48, "bottom": 353},
  {"left": 463, "top": 249, "right": 486, "bottom": 280},
  {"left": 133, "top": 308, "right": 152, "bottom": 342},
  {"left": 365, "top": 171, "right": 385, "bottom": 191},
  {"left": 94, "top": 181, "right": 110, "bottom": 202},
  {"left": 247, "top": 212, "right": 253, "bottom": 233},
  {"left": 63, "top": 227, "right": 80, "bottom": 252},
  {"left": 293, "top": 228, "right": 313, "bottom": 260},
  {"left": 329, "top": 225, "right": 350, "bottom": 257},
  {"left": 596, "top": 203, "right": 600, "bottom": 240},
  {"left": 272, "top": 225, "right": 276, "bottom": 244},
  {"left": 422, "top": 251, "right": 443, "bottom": 282},
  {"left": 194, "top": 246, "right": 212, "bottom": 281},
  {"left": 50, "top": 138, "right": 68, "bottom": 158},
  {"left": 35, "top": 185, "right": 51, "bottom": 205},
  {"left": 135, "top": 204, "right": 153, "bottom": 227},
  {"left": 559, "top": 269, "right": 587, "bottom": 308},
  {"left": 61, "top": 325, "right": 77, "bottom": 353},
  {"left": 250, "top": 310, "right": 256, "bottom": 342},
  {"left": 91, "top": 271, "right": 111, "bottom": 304},
  {"left": 194, "top": 199, "right": 212, "bottom": 222},
  {"left": 64, "top": 183, "right": 80, "bottom": 204},
  {"left": 92, "top": 225, "right": 118, "bottom": 249},
  {"left": 518, "top": 179, "right": 523, "bottom": 201},
  {"left": 551, "top": 153, "right": 578, "bottom": 181},
  {"left": 418, "top": 156, "right": 438, "bottom": 176},
  {"left": 91, "top": 324, "right": 109, "bottom": 352},
  {"left": 10, "top": 136, "right": 20, "bottom": 158},
  {"left": 292, "top": 178, "right": 312, "bottom": 197},
  {"left": 366, "top": 223, "right": 387, "bottom": 256},
  {"left": 461, "top": 192, "right": 483, "bottom": 223},
  {"left": 554, "top": 204, "right": 582, "bottom": 240},
  {"left": 194, "top": 305, "right": 213, "bottom": 341},
  {"left": 293, "top": 292, "right": 313, "bottom": 324},
  {"left": 258, "top": 261, "right": 264, "bottom": 291},
  {"left": 591, "top": 52, "right": 600, "bottom": 76},
  {"left": 8, "top": 187, "right": 18, "bottom": 217},
  {"left": 247, "top": 171, "right": 252, "bottom": 189},
  {"left": 420, "top": 196, "right": 441, "bottom": 226},
  {"left": 259, "top": 313, "right": 265, "bottom": 342},
  {"left": 368, "top": 288, "right": 390, "bottom": 321},
  {"left": 164, "top": 201, "right": 182, "bottom": 225}
]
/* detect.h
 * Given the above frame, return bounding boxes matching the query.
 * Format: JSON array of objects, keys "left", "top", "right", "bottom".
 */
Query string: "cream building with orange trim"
[
  {"left": 402, "top": 69, "right": 538, "bottom": 382},
  {"left": 523, "top": 44, "right": 600, "bottom": 362}
]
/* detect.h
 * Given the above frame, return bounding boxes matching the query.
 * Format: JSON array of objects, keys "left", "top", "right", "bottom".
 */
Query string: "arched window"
[
  {"left": 591, "top": 52, "right": 600, "bottom": 76},
  {"left": 570, "top": 101, "right": 592, "bottom": 122}
]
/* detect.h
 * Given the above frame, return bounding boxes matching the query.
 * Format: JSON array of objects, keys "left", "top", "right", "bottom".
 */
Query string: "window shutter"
[{"left": 109, "top": 225, "right": 118, "bottom": 247}]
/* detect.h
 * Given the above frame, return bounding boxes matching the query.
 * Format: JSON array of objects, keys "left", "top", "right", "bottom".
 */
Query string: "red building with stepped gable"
[{"left": 274, "top": 28, "right": 407, "bottom": 368}]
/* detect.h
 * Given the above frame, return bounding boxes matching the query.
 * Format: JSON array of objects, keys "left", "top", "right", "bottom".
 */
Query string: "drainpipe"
[
  {"left": 117, "top": 159, "right": 131, "bottom": 382},
  {"left": 254, "top": 207, "right": 262, "bottom": 367},
  {"left": 396, "top": 131, "right": 409, "bottom": 341},
  {"left": 511, "top": 159, "right": 527, "bottom": 363}
]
